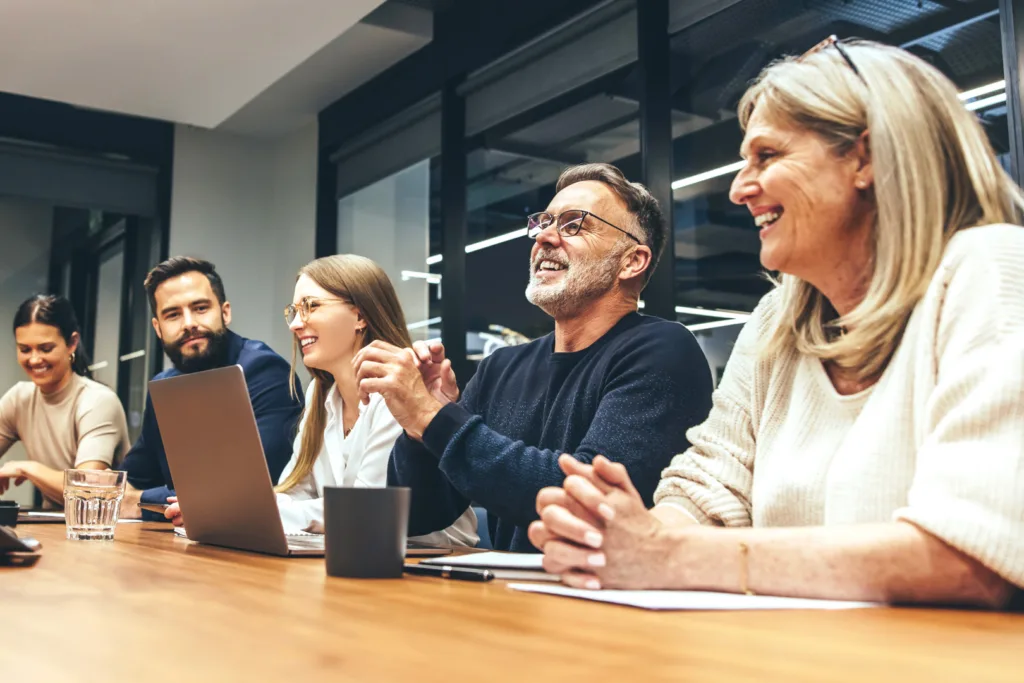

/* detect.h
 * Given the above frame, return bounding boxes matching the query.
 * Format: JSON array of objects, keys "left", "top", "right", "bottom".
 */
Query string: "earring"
[{"left": 70, "top": 351, "right": 76, "bottom": 364}]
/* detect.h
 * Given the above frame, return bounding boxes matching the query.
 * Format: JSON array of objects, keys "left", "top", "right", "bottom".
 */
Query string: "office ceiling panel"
[{"left": 0, "top": 0, "right": 395, "bottom": 130}]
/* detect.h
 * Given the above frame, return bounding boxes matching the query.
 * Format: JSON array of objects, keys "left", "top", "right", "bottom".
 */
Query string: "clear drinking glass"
[{"left": 63, "top": 469, "right": 127, "bottom": 541}]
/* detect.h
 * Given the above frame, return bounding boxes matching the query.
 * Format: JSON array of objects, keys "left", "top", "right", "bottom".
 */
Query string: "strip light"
[
  {"left": 640, "top": 300, "right": 750, "bottom": 319},
  {"left": 671, "top": 160, "right": 745, "bottom": 191},
  {"left": 426, "top": 228, "right": 529, "bottom": 265},
  {"left": 401, "top": 270, "right": 442, "bottom": 284},
  {"left": 405, "top": 311, "right": 751, "bottom": 335},
  {"left": 958, "top": 80, "right": 1005, "bottom": 101},
  {"left": 964, "top": 92, "right": 1007, "bottom": 112},
  {"left": 407, "top": 316, "right": 442, "bottom": 330},
  {"left": 674, "top": 305, "right": 749, "bottom": 319},
  {"left": 686, "top": 318, "right": 749, "bottom": 332}
]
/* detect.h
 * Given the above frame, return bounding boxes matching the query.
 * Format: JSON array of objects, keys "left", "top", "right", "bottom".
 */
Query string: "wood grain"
[{"left": 1, "top": 524, "right": 1021, "bottom": 683}]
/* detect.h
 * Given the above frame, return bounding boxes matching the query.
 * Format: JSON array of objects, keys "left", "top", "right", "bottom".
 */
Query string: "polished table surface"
[{"left": 2, "top": 523, "right": 1022, "bottom": 683}]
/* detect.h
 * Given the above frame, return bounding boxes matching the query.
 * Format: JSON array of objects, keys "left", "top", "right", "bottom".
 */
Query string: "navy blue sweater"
[
  {"left": 124, "top": 331, "right": 303, "bottom": 510},
  {"left": 388, "top": 312, "right": 714, "bottom": 552}
]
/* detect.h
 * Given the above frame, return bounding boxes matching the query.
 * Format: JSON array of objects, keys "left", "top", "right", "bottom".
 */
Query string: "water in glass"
[{"left": 63, "top": 469, "right": 126, "bottom": 540}]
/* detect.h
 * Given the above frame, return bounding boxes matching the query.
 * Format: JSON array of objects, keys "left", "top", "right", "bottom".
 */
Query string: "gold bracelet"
[{"left": 738, "top": 541, "right": 755, "bottom": 596}]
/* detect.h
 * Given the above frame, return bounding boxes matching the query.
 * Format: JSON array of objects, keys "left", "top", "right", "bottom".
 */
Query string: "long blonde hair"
[
  {"left": 275, "top": 255, "right": 413, "bottom": 493},
  {"left": 739, "top": 40, "right": 1024, "bottom": 380}
]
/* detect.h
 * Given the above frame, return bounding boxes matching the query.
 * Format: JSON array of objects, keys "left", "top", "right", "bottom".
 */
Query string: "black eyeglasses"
[
  {"left": 801, "top": 35, "right": 864, "bottom": 83},
  {"left": 526, "top": 210, "right": 641, "bottom": 243}
]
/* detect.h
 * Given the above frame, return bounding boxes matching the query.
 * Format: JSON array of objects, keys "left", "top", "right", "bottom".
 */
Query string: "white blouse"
[{"left": 275, "top": 381, "right": 478, "bottom": 547}]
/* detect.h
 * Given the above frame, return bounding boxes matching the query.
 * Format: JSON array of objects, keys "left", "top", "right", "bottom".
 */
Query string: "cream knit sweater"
[{"left": 655, "top": 224, "right": 1024, "bottom": 588}]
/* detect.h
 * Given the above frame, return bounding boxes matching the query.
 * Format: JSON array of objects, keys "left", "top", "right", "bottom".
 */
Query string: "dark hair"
[
  {"left": 555, "top": 163, "right": 667, "bottom": 286},
  {"left": 143, "top": 256, "right": 227, "bottom": 315},
  {"left": 13, "top": 294, "right": 92, "bottom": 377}
]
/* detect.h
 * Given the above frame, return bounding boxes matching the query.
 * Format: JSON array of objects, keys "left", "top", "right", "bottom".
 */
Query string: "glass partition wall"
[{"left": 321, "top": 0, "right": 1023, "bottom": 384}]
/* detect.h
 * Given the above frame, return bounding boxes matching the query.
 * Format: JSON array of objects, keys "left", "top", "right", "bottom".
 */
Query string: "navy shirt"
[
  {"left": 388, "top": 312, "right": 714, "bottom": 552},
  {"left": 124, "top": 330, "right": 303, "bottom": 510}
]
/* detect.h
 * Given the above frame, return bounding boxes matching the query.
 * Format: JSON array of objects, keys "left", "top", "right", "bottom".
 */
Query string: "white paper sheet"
[
  {"left": 508, "top": 583, "right": 879, "bottom": 611},
  {"left": 422, "top": 551, "right": 545, "bottom": 569}
]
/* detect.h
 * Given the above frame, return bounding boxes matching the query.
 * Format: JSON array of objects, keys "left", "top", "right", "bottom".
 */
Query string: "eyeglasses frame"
[
  {"left": 284, "top": 296, "right": 349, "bottom": 326},
  {"left": 526, "top": 209, "right": 642, "bottom": 244}
]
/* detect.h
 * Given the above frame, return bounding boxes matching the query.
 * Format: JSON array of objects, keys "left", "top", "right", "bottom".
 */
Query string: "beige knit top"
[
  {"left": 655, "top": 224, "right": 1024, "bottom": 588},
  {"left": 0, "top": 373, "right": 130, "bottom": 472}
]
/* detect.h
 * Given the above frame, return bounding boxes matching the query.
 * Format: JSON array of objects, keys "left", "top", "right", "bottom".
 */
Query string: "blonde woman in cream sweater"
[{"left": 528, "top": 39, "right": 1024, "bottom": 608}]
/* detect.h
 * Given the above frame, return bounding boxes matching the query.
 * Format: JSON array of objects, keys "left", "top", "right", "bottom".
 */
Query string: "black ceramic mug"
[
  {"left": 323, "top": 486, "right": 410, "bottom": 579},
  {"left": 0, "top": 500, "right": 20, "bottom": 527}
]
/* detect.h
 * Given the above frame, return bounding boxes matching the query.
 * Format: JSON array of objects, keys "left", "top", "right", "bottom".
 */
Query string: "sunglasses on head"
[{"left": 800, "top": 35, "right": 865, "bottom": 84}]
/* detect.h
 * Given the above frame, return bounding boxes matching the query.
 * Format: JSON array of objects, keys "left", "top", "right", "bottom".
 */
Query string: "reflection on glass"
[
  {"left": 91, "top": 240, "right": 124, "bottom": 390},
  {"left": 337, "top": 159, "right": 440, "bottom": 342},
  {"left": 669, "top": 0, "right": 1011, "bottom": 371},
  {"left": 0, "top": 197, "right": 55, "bottom": 506}
]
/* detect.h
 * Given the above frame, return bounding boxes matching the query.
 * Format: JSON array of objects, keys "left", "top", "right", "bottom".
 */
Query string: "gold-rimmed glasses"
[{"left": 284, "top": 297, "right": 348, "bottom": 326}]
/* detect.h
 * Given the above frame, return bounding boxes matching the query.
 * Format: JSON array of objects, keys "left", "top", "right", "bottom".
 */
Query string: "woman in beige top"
[
  {"left": 0, "top": 294, "right": 130, "bottom": 505},
  {"left": 529, "top": 39, "right": 1024, "bottom": 608}
]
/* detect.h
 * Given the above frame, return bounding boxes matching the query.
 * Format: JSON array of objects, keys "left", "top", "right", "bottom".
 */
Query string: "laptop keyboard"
[{"left": 286, "top": 534, "right": 325, "bottom": 550}]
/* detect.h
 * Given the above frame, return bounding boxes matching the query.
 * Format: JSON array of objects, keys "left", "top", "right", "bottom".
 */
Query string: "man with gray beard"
[{"left": 353, "top": 163, "right": 713, "bottom": 551}]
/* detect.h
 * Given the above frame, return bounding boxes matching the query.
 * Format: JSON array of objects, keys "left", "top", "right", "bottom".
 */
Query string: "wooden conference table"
[{"left": 1, "top": 523, "right": 1022, "bottom": 683}]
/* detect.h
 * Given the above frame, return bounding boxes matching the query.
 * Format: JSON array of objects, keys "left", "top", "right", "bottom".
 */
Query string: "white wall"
[
  {"left": 168, "top": 122, "right": 317, "bottom": 382},
  {"left": 0, "top": 197, "right": 54, "bottom": 505}
]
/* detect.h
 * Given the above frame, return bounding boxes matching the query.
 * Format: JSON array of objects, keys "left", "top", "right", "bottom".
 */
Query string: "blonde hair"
[
  {"left": 739, "top": 40, "right": 1024, "bottom": 380},
  {"left": 275, "top": 255, "right": 413, "bottom": 493}
]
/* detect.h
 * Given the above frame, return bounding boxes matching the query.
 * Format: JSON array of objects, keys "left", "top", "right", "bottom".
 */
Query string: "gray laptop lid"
[{"left": 148, "top": 365, "right": 290, "bottom": 556}]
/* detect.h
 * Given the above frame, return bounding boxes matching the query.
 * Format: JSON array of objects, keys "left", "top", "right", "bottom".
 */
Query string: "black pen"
[{"left": 404, "top": 563, "right": 495, "bottom": 582}]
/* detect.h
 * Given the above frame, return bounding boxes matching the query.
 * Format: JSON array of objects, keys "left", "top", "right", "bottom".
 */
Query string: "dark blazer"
[{"left": 123, "top": 330, "right": 303, "bottom": 514}]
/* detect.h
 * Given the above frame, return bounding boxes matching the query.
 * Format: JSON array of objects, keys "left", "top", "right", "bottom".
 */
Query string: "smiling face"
[
  {"left": 525, "top": 180, "right": 636, "bottom": 319},
  {"left": 289, "top": 274, "right": 364, "bottom": 373},
  {"left": 15, "top": 322, "right": 76, "bottom": 393},
  {"left": 151, "top": 272, "right": 232, "bottom": 373},
  {"left": 730, "top": 106, "right": 874, "bottom": 285}
]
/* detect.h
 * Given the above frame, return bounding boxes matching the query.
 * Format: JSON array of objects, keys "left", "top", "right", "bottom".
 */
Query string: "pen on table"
[{"left": 404, "top": 563, "right": 495, "bottom": 582}]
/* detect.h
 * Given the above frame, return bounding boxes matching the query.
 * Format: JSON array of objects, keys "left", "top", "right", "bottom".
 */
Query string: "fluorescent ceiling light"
[
  {"left": 406, "top": 313, "right": 748, "bottom": 338},
  {"left": 671, "top": 160, "right": 745, "bottom": 191},
  {"left": 674, "top": 305, "right": 749, "bottom": 319},
  {"left": 407, "top": 316, "right": 442, "bottom": 330},
  {"left": 640, "top": 300, "right": 750, "bottom": 319},
  {"left": 964, "top": 92, "right": 1007, "bottom": 112},
  {"left": 467, "top": 228, "right": 528, "bottom": 253},
  {"left": 427, "top": 228, "right": 528, "bottom": 265},
  {"left": 401, "top": 270, "right": 442, "bottom": 284},
  {"left": 958, "top": 80, "right": 1005, "bottom": 101},
  {"left": 686, "top": 317, "right": 749, "bottom": 332}
]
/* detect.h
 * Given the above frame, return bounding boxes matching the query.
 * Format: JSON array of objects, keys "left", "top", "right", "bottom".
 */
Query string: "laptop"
[{"left": 148, "top": 365, "right": 450, "bottom": 558}]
